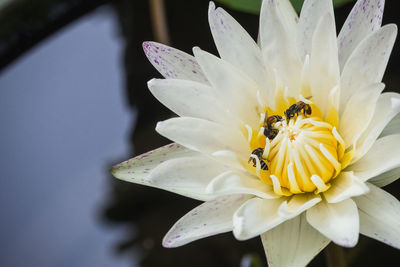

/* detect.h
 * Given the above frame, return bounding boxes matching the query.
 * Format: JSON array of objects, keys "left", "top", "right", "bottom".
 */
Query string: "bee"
[
  {"left": 263, "top": 114, "right": 282, "bottom": 140},
  {"left": 248, "top": 148, "right": 269, "bottom": 170},
  {"left": 284, "top": 101, "right": 312, "bottom": 121}
]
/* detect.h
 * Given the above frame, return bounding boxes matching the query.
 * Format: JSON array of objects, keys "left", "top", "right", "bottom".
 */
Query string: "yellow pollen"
[
  {"left": 247, "top": 111, "right": 341, "bottom": 196},
  {"left": 286, "top": 128, "right": 298, "bottom": 141}
]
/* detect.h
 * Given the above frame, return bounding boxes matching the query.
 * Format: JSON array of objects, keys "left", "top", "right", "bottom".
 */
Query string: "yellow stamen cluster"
[{"left": 246, "top": 101, "right": 346, "bottom": 196}]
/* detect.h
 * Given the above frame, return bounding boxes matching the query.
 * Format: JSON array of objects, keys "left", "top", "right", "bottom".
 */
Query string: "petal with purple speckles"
[
  {"left": 162, "top": 194, "right": 249, "bottom": 247},
  {"left": 110, "top": 143, "right": 196, "bottom": 187},
  {"left": 143, "top": 41, "right": 208, "bottom": 84},
  {"left": 338, "top": 0, "right": 385, "bottom": 70}
]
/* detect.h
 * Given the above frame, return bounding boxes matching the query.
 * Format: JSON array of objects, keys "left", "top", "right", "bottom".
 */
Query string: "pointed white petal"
[
  {"left": 309, "top": 13, "right": 340, "bottom": 117},
  {"left": 110, "top": 143, "right": 195, "bottom": 186},
  {"left": 340, "top": 25, "right": 397, "bottom": 112},
  {"left": 205, "top": 171, "right": 279, "bottom": 199},
  {"left": 369, "top": 167, "right": 400, "bottom": 187},
  {"left": 297, "top": 0, "right": 334, "bottom": 58},
  {"left": 156, "top": 117, "right": 250, "bottom": 159},
  {"left": 193, "top": 47, "right": 260, "bottom": 128},
  {"left": 339, "top": 83, "right": 385, "bottom": 147},
  {"left": 354, "top": 183, "right": 400, "bottom": 249},
  {"left": 278, "top": 194, "right": 321, "bottom": 219},
  {"left": 260, "top": 0, "right": 302, "bottom": 96},
  {"left": 233, "top": 197, "right": 286, "bottom": 240},
  {"left": 148, "top": 155, "right": 230, "bottom": 201},
  {"left": 353, "top": 93, "right": 400, "bottom": 161},
  {"left": 143, "top": 42, "right": 208, "bottom": 83},
  {"left": 380, "top": 112, "right": 400, "bottom": 137},
  {"left": 208, "top": 2, "right": 272, "bottom": 96},
  {"left": 338, "top": 0, "right": 385, "bottom": 69},
  {"left": 324, "top": 172, "right": 370, "bottom": 203},
  {"left": 261, "top": 214, "right": 330, "bottom": 267},
  {"left": 163, "top": 195, "right": 248, "bottom": 247},
  {"left": 307, "top": 199, "right": 359, "bottom": 247},
  {"left": 349, "top": 134, "right": 400, "bottom": 182},
  {"left": 276, "top": 0, "right": 299, "bottom": 38},
  {"left": 148, "top": 78, "right": 232, "bottom": 125}
]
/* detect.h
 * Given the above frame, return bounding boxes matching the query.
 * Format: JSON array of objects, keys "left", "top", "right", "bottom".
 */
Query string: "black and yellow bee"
[
  {"left": 248, "top": 148, "right": 268, "bottom": 170},
  {"left": 263, "top": 114, "right": 282, "bottom": 140},
  {"left": 284, "top": 101, "right": 312, "bottom": 121}
]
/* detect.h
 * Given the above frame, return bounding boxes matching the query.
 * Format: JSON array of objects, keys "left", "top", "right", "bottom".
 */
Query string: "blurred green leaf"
[
  {"left": 214, "top": 0, "right": 355, "bottom": 14},
  {"left": 215, "top": 0, "right": 261, "bottom": 14}
]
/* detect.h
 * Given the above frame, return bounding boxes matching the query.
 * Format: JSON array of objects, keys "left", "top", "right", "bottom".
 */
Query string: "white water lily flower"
[{"left": 111, "top": 0, "right": 400, "bottom": 265}]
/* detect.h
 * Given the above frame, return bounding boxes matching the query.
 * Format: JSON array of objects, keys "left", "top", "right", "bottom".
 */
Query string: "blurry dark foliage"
[{"left": 0, "top": 0, "right": 399, "bottom": 266}]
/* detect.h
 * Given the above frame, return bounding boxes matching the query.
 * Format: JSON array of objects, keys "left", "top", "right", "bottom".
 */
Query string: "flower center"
[{"left": 246, "top": 101, "right": 342, "bottom": 196}]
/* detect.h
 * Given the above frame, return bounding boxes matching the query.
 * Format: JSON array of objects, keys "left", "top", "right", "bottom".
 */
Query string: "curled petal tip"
[{"left": 208, "top": 1, "right": 216, "bottom": 11}]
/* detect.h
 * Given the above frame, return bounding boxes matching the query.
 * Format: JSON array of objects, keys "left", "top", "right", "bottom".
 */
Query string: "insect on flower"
[
  {"left": 263, "top": 113, "right": 283, "bottom": 140},
  {"left": 248, "top": 147, "right": 269, "bottom": 170},
  {"left": 111, "top": 0, "right": 400, "bottom": 266},
  {"left": 284, "top": 100, "right": 312, "bottom": 121}
]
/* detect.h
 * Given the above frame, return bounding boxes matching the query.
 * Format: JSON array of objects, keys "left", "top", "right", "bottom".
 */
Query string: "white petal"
[
  {"left": 143, "top": 41, "right": 208, "bottom": 83},
  {"left": 148, "top": 78, "right": 232, "bottom": 125},
  {"left": 307, "top": 199, "right": 359, "bottom": 247},
  {"left": 110, "top": 143, "right": 195, "bottom": 186},
  {"left": 338, "top": 0, "right": 385, "bottom": 70},
  {"left": 211, "top": 150, "right": 246, "bottom": 170},
  {"left": 233, "top": 197, "right": 286, "bottom": 240},
  {"left": 261, "top": 214, "right": 330, "bottom": 267},
  {"left": 148, "top": 155, "right": 231, "bottom": 201},
  {"left": 380, "top": 112, "right": 400, "bottom": 137},
  {"left": 156, "top": 117, "right": 250, "bottom": 159},
  {"left": 339, "top": 83, "right": 385, "bottom": 147},
  {"left": 297, "top": 0, "right": 334, "bottom": 58},
  {"left": 353, "top": 93, "right": 400, "bottom": 161},
  {"left": 193, "top": 47, "right": 260, "bottom": 128},
  {"left": 278, "top": 194, "right": 321, "bottom": 219},
  {"left": 354, "top": 183, "right": 400, "bottom": 249},
  {"left": 276, "top": 0, "right": 299, "bottom": 37},
  {"left": 205, "top": 171, "right": 278, "bottom": 199},
  {"left": 339, "top": 25, "right": 397, "bottom": 112},
  {"left": 324, "top": 172, "right": 370, "bottom": 203},
  {"left": 260, "top": 0, "right": 302, "bottom": 96},
  {"left": 309, "top": 13, "right": 340, "bottom": 117},
  {"left": 348, "top": 134, "right": 400, "bottom": 181},
  {"left": 208, "top": 2, "right": 273, "bottom": 97},
  {"left": 163, "top": 195, "right": 248, "bottom": 247},
  {"left": 369, "top": 167, "right": 400, "bottom": 187}
]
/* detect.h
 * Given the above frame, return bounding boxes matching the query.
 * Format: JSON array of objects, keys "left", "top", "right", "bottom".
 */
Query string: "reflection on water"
[{"left": 0, "top": 6, "right": 134, "bottom": 267}]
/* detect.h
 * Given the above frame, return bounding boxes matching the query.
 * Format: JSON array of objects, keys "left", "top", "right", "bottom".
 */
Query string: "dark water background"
[{"left": 0, "top": 0, "right": 399, "bottom": 266}]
